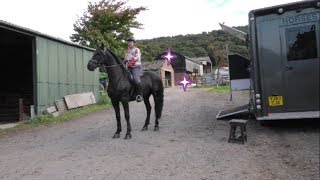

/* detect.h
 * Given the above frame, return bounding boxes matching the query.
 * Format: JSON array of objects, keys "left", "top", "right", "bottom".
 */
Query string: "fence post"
[
  {"left": 19, "top": 98, "right": 24, "bottom": 121},
  {"left": 30, "top": 105, "right": 35, "bottom": 119}
]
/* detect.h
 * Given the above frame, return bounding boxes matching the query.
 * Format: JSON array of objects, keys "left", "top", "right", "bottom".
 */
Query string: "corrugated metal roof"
[
  {"left": 185, "top": 58, "right": 202, "bottom": 72},
  {"left": 0, "top": 19, "right": 94, "bottom": 51},
  {"left": 188, "top": 56, "right": 211, "bottom": 64},
  {"left": 185, "top": 56, "right": 202, "bottom": 65},
  {"left": 142, "top": 60, "right": 165, "bottom": 71}
]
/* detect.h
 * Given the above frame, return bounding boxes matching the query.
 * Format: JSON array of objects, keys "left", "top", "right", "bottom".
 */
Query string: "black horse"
[{"left": 87, "top": 44, "right": 164, "bottom": 139}]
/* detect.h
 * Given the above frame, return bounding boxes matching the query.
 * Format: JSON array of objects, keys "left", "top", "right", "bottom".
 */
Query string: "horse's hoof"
[
  {"left": 154, "top": 126, "right": 159, "bottom": 131},
  {"left": 141, "top": 126, "right": 148, "bottom": 131},
  {"left": 124, "top": 133, "right": 132, "bottom": 139},
  {"left": 112, "top": 134, "right": 120, "bottom": 139}
]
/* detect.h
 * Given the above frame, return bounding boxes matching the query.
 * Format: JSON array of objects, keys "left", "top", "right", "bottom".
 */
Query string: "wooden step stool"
[{"left": 228, "top": 119, "right": 247, "bottom": 144}]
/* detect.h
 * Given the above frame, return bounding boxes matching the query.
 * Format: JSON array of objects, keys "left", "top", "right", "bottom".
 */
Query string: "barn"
[
  {"left": 155, "top": 52, "right": 203, "bottom": 85},
  {"left": 0, "top": 20, "right": 99, "bottom": 123},
  {"left": 185, "top": 57, "right": 203, "bottom": 85},
  {"left": 188, "top": 56, "right": 212, "bottom": 74},
  {"left": 142, "top": 60, "right": 175, "bottom": 87}
]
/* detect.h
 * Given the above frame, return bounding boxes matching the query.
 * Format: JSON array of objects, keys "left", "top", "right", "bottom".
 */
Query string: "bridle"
[
  {"left": 89, "top": 47, "right": 127, "bottom": 86},
  {"left": 90, "top": 48, "right": 122, "bottom": 68},
  {"left": 105, "top": 64, "right": 121, "bottom": 68}
]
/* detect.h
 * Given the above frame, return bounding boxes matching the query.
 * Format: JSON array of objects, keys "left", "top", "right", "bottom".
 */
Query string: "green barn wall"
[{"left": 35, "top": 37, "right": 99, "bottom": 114}]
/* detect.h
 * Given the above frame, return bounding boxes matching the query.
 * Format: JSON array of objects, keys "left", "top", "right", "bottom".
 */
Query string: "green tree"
[
  {"left": 206, "top": 43, "right": 217, "bottom": 66},
  {"left": 70, "top": 0, "right": 146, "bottom": 57}
]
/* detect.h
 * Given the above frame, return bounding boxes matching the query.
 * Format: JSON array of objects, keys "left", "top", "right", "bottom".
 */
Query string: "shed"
[
  {"left": 142, "top": 60, "right": 175, "bottom": 87},
  {"left": 0, "top": 20, "right": 99, "bottom": 122},
  {"left": 188, "top": 56, "right": 212, "bottom": 74}
]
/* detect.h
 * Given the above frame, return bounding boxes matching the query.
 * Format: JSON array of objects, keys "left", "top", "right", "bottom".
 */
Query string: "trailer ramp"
[{"left": 216, "top": 104, "right": 249, "bottom": 120}]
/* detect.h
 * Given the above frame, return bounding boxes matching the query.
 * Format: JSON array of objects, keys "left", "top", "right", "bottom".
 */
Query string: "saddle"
[
  {"left": 127, "top": 70, "right": 134, "bottom": 83},
  {"left": 126, "top": 70, "right": 138, "bottom": 102}
]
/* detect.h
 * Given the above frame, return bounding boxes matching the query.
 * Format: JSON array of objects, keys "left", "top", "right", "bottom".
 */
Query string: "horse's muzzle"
[{"left": 87, "top": 60, "right": 96, "bottom": 71}]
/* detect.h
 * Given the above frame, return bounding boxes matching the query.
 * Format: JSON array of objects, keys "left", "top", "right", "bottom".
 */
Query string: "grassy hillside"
[{"left": 136, "top": 25, "right": 249, "bottom": 66}]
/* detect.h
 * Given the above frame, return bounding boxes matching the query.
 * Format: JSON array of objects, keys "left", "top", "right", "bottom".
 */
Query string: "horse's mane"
[{"left": 106, "top": 48, "right": 126, "bottom": 71}]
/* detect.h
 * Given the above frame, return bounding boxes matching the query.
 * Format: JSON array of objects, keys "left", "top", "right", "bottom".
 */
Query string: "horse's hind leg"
[
  {"left": 122, "top": 101, "right": 132, "bottom": 139},
  {"left": 153, "top": 96, "right": 163, "bottom": 131},
  {"left": 154, "top": 115, "right": 160, "bottom": 131},
  {"left": 142, "top": 94, "right": 151, "bottom": 131},
  {"left": 112, "top": 100, "right": 121, "bottom": 139}
]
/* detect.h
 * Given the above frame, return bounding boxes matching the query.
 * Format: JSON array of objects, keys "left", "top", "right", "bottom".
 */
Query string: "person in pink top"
[{"left": 124, "top": 37, "right": 143, "bottom": 102}]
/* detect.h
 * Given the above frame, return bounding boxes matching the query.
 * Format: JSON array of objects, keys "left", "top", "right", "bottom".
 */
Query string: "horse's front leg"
[
  {"left": 142, "top": 95, "right": 151, "bottom": 131},
  {"left": 122, "top": 100, "right": 132, "bottom": 139},
  {"left": 112, "top": 100, "right": 121, "bottom": 138}
]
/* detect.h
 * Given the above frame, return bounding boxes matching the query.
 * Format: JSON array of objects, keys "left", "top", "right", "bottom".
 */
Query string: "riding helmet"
[{"left": 127, "top": 37, "right": 136, "bottom": 42}]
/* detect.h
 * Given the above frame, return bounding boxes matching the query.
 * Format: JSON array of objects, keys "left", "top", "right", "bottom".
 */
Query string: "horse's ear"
[{"left": 100, "top": 43, "right": 105, "bottom": 49}]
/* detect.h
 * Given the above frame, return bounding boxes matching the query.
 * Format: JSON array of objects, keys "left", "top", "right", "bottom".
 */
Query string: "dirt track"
[{"left": 0, "top": 87, "right": 319, "bottom": 179}]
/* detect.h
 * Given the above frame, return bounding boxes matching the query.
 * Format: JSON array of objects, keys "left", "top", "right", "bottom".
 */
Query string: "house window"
[{"left": 286, "top": 24, "right": 318, "bottom": 61}]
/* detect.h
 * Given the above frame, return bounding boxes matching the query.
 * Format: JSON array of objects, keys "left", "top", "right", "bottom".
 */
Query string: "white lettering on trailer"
[{"left": 282, "top": 12, "right": 319, "bottom": 26}]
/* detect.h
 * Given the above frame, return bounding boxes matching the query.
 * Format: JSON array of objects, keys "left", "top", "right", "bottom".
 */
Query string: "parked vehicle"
[{"left": 217, "top": 0, "right": 320, "bottom": 120}]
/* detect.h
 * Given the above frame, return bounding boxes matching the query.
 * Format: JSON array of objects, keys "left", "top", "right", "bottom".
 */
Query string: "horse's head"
[
  {"left": 87, "top": 44, "right": 107, "bottom": 71},
  {"left": 88, "top": 43, "right": 124, "bottom": 72}
]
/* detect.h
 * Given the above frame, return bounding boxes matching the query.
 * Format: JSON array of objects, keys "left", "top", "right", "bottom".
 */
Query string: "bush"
[{"left": 99, "top": 92, "right": 111, "bottom": 105}]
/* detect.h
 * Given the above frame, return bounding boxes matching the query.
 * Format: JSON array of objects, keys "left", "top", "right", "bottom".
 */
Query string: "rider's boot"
[{"left": 135, "top": 82, "right": 143, "bottom": 102}]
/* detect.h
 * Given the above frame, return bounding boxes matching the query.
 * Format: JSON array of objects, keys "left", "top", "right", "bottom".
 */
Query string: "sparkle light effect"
[
  {"left": 179, "top": 73, "right": 191, "bottom": 92},
  {"left": 161, "top": 48, "right": 177, "bottom": 65}
]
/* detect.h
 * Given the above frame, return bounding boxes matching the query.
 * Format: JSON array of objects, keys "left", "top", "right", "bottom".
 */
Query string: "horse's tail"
[{"left": 154, "top": 78, "right": 164, "bottom": 119}]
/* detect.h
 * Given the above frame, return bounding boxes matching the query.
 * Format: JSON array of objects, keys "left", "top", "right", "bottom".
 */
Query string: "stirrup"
[{"left": 136, "top": 95, "right": 143, "bottom": 102}]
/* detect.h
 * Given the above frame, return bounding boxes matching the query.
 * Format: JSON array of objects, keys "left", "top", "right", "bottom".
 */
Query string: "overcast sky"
[{"left": 0, "top": 0, "right": 298, "bottom": 41}]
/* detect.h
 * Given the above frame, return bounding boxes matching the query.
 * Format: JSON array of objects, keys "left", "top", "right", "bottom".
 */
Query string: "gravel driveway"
[{"left": 0, "top": 87, "right": 318, "bottom": 180}]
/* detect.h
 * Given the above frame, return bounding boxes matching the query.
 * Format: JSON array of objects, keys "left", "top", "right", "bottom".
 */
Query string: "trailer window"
[{"left": 286, "top": 25, "right": 318, "bottom": 61}]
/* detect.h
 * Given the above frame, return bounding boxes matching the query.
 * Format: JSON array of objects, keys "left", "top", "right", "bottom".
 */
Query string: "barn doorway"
[
  {"left": 165, "top": 71, "right": 172, "bottom": 87},
  {"left": 0, "top": 28, "right": 35, "bottom": 123}
]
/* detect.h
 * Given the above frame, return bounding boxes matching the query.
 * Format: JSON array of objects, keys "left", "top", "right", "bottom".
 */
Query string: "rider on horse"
[{"left": 124, "top": 37, "right": 143, "bottom": 102}]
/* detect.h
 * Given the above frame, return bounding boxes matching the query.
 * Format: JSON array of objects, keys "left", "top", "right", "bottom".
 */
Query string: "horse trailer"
[{"left": 217, "top": 0, "right": 320, "bottom": 120}]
